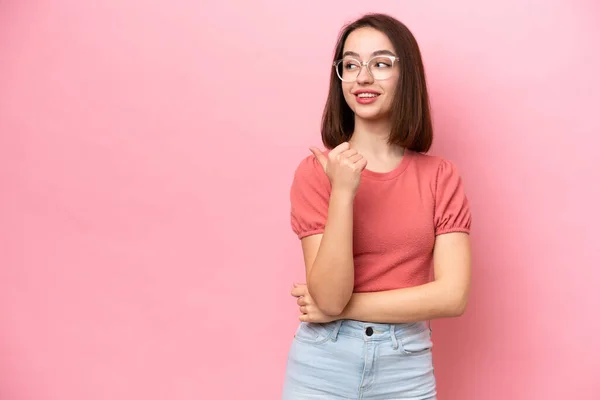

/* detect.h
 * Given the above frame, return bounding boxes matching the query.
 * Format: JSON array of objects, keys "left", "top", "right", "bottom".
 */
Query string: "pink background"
[{"left": 1, "top": 1, "right": 599, "bottom": 399}]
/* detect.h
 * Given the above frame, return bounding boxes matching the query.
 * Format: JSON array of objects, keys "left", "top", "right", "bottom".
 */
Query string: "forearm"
[
  {"left": 308, "top": 189, "right": 355, "bottom": 315},
  {"left": 339, "top": 280, "right": 468, "bottom": 323}
]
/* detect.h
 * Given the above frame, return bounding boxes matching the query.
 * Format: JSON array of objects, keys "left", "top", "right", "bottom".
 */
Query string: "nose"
[{"left": 356, "top": 62, "right": 374, "bottom": 84}]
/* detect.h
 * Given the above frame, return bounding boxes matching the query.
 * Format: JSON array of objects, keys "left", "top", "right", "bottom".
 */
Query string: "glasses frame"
[{"left": 333, "top": 55, "right": 400, "bottom": 82}]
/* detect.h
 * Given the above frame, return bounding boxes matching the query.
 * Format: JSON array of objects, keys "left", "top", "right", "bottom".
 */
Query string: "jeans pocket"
[
  {"left": 399, "top": 326, "right": 433, "bottom": 355},
  {"left": 293, "top": 322, "right": 333, "bottom": 345}
]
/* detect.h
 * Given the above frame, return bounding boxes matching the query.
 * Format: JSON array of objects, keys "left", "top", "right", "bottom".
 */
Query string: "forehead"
[{"left": 343, "top": 27, "right": 395, "bottom": 58}]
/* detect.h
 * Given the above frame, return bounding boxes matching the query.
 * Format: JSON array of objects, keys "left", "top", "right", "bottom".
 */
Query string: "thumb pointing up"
[{"left": 309, "top": 147, "right": 328, "bottom": 171}]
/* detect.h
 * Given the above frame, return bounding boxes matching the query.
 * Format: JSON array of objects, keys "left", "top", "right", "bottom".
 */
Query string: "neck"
[{"left": 349, "top": 117, "right": 401, "bottom": 157}]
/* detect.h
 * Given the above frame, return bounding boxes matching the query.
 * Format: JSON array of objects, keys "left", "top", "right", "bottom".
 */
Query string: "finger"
[
  {"left": 299, "top": 306, "right": 307, "bottom": 314},
  {"left": 339, "top": 149, "right": 358, "bottom": 159},
  {"left": 356, "top": 157, "right": 368, "bottom": 171},
  {"left": 297, "top": 296, "right": 307, "bottom": 306},
  {"left": 347, "top": 154, "right": 364, "bottom": 164},
  {"left": 329, "top": 142, "right": 350, "bottom": 158},
  {"left": 309, "top": 147, "right": 328, "bottom": 170},
  {"left": 291, "top": 284, "right": 307, "bottom": 297},
  {"left": 299, "top": 314, "right": 309, "bottom": 322}
]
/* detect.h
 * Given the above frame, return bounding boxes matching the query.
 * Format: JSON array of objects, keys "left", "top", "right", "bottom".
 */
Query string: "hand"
[
  {"left": 291, "top": 283, "right": 338, "bottom": 323},
  {"left": 309, "top": 142, "right": 367, "bottom": 195}
]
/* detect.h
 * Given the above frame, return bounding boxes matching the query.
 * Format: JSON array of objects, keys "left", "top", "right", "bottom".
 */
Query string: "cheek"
[
  {"left": 341, "top": 83, "right": 355, "bottom": 107},
  {"left": 383, "top": 80, "right": 397, "bottom": 99},
  {"left": 379, "top": 84, "right": 397, "bottom": 110}
]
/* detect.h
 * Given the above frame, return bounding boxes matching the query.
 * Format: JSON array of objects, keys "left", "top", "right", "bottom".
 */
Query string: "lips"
[
  {"left": 353, "top": 90, "right": 381, "bottom": 104},
  {"left": 353, "top": 90, "right": 381, "bottom": 98},
  {"left": 352, "top": 89, "right": 380, "bottom": 96},
  {"left": 356, "top": 92, "right": 379, "bottom": 98}
]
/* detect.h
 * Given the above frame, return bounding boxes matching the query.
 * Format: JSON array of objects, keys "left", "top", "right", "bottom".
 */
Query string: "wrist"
[{"left": 330, "top": 186, "right": 356, "bottom": 202}]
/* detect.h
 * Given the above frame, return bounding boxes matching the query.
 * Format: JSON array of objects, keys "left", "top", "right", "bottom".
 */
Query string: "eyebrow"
[{"left": 342, "top": 50, "right": 396, "bottom": 58}]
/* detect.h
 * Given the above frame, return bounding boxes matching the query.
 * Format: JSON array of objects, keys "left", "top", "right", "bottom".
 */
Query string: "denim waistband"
[{"left": 316, "top": 319, "right": 430, "bottom": 349}]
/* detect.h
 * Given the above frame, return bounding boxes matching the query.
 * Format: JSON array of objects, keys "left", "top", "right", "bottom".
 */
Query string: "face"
[{"left": 339, "top": 27, "right": 399, "bottom": 121}]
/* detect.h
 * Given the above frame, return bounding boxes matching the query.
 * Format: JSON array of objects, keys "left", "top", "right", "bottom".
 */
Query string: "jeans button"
[{"left": 365, "top": 327, "right": 374, "bottom": 336}]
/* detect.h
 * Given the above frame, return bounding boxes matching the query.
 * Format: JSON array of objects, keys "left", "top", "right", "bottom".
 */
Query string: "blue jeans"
[{"left": 282, "top": 320, "right": 437, "bottom": 399}]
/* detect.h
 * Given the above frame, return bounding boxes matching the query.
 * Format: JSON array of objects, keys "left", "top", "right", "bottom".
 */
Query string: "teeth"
[{"left": 357, "top": 93, "right": 378, "bottom": 98}]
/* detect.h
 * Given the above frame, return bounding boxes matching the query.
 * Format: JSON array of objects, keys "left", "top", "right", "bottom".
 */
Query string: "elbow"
[
  {"left": 448, "top": 294, "right": 469, "bottom": 317},
  {"left": 439, "top": 280, "right": 470, "bottom": 318},
  {"left": 311, "top": 289, "right": 350, "bottom": 317},
  {"left": 321, "top": 302, "right": 346, "bottom": 317},
  {"left": 307, "top": 277, "right": 353, "bottom": 317}
]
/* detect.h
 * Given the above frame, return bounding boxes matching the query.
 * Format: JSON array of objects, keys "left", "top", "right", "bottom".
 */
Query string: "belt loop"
[
  {"left": 331, "top": 320, "right": 343, "bottom": 342},
  {"left": 390, "top": 324, "right": 399, "bottom": 350}
]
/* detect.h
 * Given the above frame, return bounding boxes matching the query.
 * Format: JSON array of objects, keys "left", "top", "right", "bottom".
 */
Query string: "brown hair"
[{"left": 320, "top": 13, "right": 433, "bottom": 152}]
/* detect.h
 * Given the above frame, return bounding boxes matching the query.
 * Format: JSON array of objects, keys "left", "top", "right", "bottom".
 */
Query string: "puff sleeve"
[
  {"left": 290, "top": 155, "right": 331, "bottom": 239},
  {"left": 434, "top": 159, "right": 472, "bottom": 236}
]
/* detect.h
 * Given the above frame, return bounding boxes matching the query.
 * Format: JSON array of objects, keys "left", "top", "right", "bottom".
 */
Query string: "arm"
[
  {"left": 339, "top": 232, "right": 471, "bottom": 323},
  {"left": 302, "top": 188, "right": 355, "bottom": 316},
  {"left": 302, "top": 142, "right": 367, "bottom": 315},
  {"left": 293, "top": 143, "right": 367, "bottom": 316}
]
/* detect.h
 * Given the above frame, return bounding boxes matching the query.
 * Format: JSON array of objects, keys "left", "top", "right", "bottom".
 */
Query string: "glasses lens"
[
  {"left": 336, "top": 57, "right": 361, "bottom": 82},
  {"left": 368, "top": 56, "right": 395, "bottom": 80},
  {"left": 335, "top": 56, "right": 396, "bottom": 81}
]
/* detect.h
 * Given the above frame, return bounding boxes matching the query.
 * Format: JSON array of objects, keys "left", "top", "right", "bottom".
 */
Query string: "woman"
[{"left": 282, "top": 13, "right": 472, "bottom": 400}]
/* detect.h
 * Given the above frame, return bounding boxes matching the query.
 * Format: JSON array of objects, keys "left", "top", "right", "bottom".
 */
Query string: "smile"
[{"left": 357, "top": 93, "right": 379, "bottom": 98}]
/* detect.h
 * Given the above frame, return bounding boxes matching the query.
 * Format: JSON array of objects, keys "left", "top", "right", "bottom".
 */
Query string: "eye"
[
  {"left": 371, "top": 57, "right": 393, "bottom": 69},
  {"left": 343, "top": 61, "right": 360, "bottom": 70}
]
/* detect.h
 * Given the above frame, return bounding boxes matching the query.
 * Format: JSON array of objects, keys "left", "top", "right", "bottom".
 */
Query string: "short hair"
[{"left": 320, "top": 13, "right": 433, "bottom": 153}]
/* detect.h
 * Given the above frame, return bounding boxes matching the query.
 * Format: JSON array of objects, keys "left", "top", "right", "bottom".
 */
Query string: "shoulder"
[
  {"left": 412, "top": 153, "right": 471, "bottom": 233},
  {"left": 290, "top": 152, "right": 331, "bottom": 196},
  {"left": 292, "top": 152, "right": 330, "bottom": 186},
  {"left": 409, "top": 151, "right": 462, "bottom": 181},
  {"left": 289, "top": 152, "right": 331, "bottom": 236},
  {"left": 293, "top": 153, "right": 321, "bottom": 177}
]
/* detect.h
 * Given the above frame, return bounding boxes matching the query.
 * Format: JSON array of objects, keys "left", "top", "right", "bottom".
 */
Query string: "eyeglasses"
[{"left": 333, "top": 55, "right": 400, "bottom": 82}]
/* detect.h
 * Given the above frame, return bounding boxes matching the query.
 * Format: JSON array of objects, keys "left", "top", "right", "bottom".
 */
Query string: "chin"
[{"left": 354, "top": 108, "right": 388, "bottom": 121}]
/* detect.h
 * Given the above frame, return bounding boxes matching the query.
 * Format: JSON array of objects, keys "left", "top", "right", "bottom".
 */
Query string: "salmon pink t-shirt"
[{"left": 290, "top": 149, "right": 471, "bottom": 293}]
